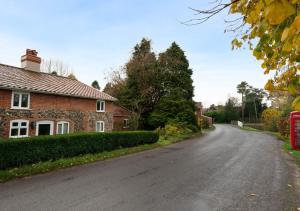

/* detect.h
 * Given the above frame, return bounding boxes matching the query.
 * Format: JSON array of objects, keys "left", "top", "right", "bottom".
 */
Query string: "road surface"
[{"left": 0, "top": 125, "right": 299, "bottom": 211}]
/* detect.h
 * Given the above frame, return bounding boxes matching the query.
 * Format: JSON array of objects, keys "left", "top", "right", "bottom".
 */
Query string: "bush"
[
  {"left": 261, "top": 108, "right": 281, "bottom": 132},
  {"left": 277, "top": 117, "right": 290, "bottom": 137},
  {"left": 0, "top": 131, "right": 159, "bottom": 170},
  {"left": 164, "top": 121, "right": 194, "bottom": 137}
]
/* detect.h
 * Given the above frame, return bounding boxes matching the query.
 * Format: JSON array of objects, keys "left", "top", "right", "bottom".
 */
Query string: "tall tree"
[
  {"left": 91, "top": 80, "right": 100, "bottom": 90},
  {"left": 237, "top": 81, "right": 249, "bottom": 122},
  {"left": 224, "top": 97, "right": 239, "bottom": 123},
  {"left": 120, "top": 38, "right": 160, "bottom": 128},
  {"left": 148, "top": 42, "right": 197, "bottom": 128}
]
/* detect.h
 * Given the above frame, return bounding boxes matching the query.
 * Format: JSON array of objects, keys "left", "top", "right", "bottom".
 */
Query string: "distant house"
[
  {"left": 0, "top": 49, "right": 131, "bottom": 139},
  {"left": 195, "top": 102, "right": 213, "bottom": 128},
  {"left": 112, "top": 105, "right": 133, "bottom": 131}
]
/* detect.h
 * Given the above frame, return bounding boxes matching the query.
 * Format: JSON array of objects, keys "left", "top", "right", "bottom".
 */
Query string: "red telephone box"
[{"left": 290, "top": 111, "right": 300, "bottom": 150}]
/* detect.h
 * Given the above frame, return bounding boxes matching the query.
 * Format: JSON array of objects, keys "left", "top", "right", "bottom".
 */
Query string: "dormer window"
[
  {"left": 11, "top": 92, "right": 30, "bottom": 109},
  {"left": 96, "top": 100, "right": 105, "bottom": 112}
]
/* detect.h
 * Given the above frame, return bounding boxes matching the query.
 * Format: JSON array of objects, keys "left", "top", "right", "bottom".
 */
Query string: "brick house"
[
  {"left": 0, "top": 49, "right": 131, "bottom": 139},
  {"left": 112, "top": 105, "right": 133, "bottom": 131}
]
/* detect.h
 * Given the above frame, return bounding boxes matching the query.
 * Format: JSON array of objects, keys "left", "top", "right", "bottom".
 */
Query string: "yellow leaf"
[
  {"left": 292, "top": 15, "right": 300, "bottom": 30},
  {"left": 283, "top": 40, "right": 293, "bottom": 52},
  {"left": 265, "top": 1, "right": 295, "bottom": 25},
  {"left": 295, "top": 36, "right": 300, "bottom": 53},
  {"left": 265, "top": 80, "right": 275, "bottom": 91},
  {"left": 288, "top": 83, "right": 298, "bottom": 94},
  {"left": 281, "top": 27, "right": 290, "bottom": 42},
  {"left": 264, "top": 0, "right": 275, "bottom": 5},
  {"left": 246, "top": 11, "right": 258, "bottom": 24},
  {"left": 292, "top": 97, "right": 300, "bottom": 111}
]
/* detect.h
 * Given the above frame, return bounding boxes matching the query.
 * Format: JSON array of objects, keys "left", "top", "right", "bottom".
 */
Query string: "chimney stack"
[{"left": 21, "top": 49, "right": 41, "bottom": 72}]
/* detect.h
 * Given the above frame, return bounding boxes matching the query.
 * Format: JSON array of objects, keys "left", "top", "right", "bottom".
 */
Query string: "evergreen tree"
[
  {"left": 148, "top": 42, "right": 197, "bottom": 129},
  {"left": 91, "top": 80, "right": 100, "bottom": 90},
  {"left": 224, "top": 97, "right": 239, "bottom": 123},
  {"left": 120, "top": 38, "right": 160, "bottom": 128}
]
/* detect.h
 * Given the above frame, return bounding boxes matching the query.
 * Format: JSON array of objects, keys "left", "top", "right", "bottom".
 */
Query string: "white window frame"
[
  {"left": 96, "top": 121, "right": 105, "bottom": 132},
  {"left": 123, "top": 119, "right": 129, "bottom": 128},
  {"left": 96, "top": 100, "right": 105, "bottom": 112},
  {"left": 56, "top": 121, "right": 70, "bottom": 135},
  {"left": 11, "top": 91, "right": 30, "bottom": 109},
  {"left": 36, "top": 121, "right": 54, "bottom": 136},
  {"left": 9, "top": 119, "right": 29, "bottom": 138}
]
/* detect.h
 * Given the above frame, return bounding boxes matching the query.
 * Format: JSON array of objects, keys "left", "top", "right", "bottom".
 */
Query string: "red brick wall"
[
  {"left": 0, "top": 89, "right": 115, "bottom": 138},
  {"left": 112, "top": 104, "right": 132, "bottom": 131},
  {"left": 0, "top": 89, "right": 11, "bottom": 108}
]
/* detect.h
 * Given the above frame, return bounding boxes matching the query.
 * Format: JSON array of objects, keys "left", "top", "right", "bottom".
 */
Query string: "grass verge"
[{"left": 0, "top": 129, "right": 212, "bottom": 183}]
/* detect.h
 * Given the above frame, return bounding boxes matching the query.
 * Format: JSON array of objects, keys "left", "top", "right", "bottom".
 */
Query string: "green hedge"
[{"left": 0, "top": 131, "right": 159, "bottom": 170}]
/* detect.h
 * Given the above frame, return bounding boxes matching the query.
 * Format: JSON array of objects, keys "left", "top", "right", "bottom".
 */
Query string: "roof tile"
[{"left": 0, "top": 64, "right": 116, "bottom": 101}]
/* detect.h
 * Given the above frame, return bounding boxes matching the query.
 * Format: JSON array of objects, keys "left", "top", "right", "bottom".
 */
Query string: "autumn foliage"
[{"left": 229, "top": 0, "right": 300, "bottom": 110}]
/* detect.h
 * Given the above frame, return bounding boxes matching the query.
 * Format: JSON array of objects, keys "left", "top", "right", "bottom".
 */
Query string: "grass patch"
[
  {"left": 0, "top": 130, "right": 208, "bottom": 183},
  {"left": 242, "top": 126, "right": 260, "bottom": 132},
  {"left": 283, "top": 142, "right": 300, "bottom": 164}
]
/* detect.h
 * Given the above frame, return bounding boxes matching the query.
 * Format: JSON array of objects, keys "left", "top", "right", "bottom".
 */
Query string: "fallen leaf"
[{"left": 288, "top": 184, "right": 292, "bottom": 188}]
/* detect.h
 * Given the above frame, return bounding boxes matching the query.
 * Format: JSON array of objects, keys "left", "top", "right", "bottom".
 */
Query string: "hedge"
[{"left": 0, "top": 131, "right": 159, "bottom": 169}]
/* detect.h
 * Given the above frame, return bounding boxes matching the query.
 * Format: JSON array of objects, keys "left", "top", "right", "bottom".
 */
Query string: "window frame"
[
  {"left": 96, "top": 100, "right": 105, "bottom": 112},
  {"left": 11, "top": 91, "right": 30, "bottom": 109},
  {"left": 9, "top": 119, "right": 29, "bottom": 138},
  {"left": 56, "top": 121, "right": 70, "bottom": 135},
  {"left": 123, "top": 119, "right": 129, "bottom": 128},
  {"left": 96, "top": 121, "right": 105, "bottom": 132},
  {"left": 36, "top": 120, "right": 54, "bottom": 136}
]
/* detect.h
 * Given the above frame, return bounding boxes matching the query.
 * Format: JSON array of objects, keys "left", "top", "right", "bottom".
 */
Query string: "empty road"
[{"left": 0, "top": 125, "right": 299, "bottom": 211}]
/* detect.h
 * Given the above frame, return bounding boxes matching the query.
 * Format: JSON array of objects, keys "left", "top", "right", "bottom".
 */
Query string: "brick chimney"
[{"left": 21, "top": 49, "right": 41, "bottom": 72}]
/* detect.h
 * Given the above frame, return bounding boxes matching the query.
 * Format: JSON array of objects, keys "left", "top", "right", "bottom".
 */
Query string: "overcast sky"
[{"left": 0, "top": 0, "right": 271, "bottom": 107}]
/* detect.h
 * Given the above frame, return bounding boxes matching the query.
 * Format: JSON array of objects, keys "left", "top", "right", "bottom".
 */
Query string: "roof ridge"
[{"left": 0, "top": 63, "right": 74, "bottom": 80}]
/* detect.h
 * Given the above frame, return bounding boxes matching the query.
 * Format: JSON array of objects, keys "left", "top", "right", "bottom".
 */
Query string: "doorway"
[{"left": 36, "top": 121, "right": 54, "bottom": 136}]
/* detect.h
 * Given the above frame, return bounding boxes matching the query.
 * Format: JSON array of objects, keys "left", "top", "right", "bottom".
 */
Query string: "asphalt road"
[{"left": 0, "top": 125, "right": 299, "bottom": 211}]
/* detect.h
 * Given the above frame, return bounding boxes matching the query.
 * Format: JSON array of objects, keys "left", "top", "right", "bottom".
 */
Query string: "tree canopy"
[
  {"left": 91, "top": 80, "right": 100, "bottom": 90},
  {"left": 189, "top": 0, "right": 300, "bottom": 110},
  {"left": 148, "top": 42, "right": 196, "bottom": 129},
  {"left": 103, "top": 39, "right": 197, "bottom": 130}
]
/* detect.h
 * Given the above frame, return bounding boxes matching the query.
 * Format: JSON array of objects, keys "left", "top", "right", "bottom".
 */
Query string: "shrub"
[
  {"left": 165, "top": 121, "right": 193, "bottom": 137},
  {"left": 261, "top": 108, "right": 281, "bottom": 132},
  {"left": 277, "top": 117, "right": 290, "bottom": 138},
  {"left": 0, "top": 131, "right": 159, "bottom": 170}
]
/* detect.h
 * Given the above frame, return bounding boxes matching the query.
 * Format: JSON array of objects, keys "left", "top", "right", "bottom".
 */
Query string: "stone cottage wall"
[{"left": 0, "top": 89, "right": 114, "bottom": 139}]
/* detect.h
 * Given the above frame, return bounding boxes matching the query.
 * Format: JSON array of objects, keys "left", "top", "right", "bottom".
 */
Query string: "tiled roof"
[{"left": 0, "top": 64, "right": 117, "bottom": 101}]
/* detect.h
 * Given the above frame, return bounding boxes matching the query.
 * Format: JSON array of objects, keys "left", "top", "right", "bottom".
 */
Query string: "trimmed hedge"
[{"left": 0, "top": 131, "right": 159, "bottom": 169}]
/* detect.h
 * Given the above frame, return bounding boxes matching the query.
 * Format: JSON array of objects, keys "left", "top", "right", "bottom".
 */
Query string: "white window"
[
  {"left": 96, "top": 100, "right": 105, "bottom": 112},
  {"left": 10, "top": 120, "right": 29, "bottom": 138},
  {"left": 123, "top": 119, "right": 129, "bottom": 128},
  {"left": 96, "top": 121, "right": 105, "bottom": 132},
  {"left": 57, "top": 121, "right": 69, "bottom": 135},
  {"left": 11, "top": 92, "right": 30, "bottom": 109}
]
